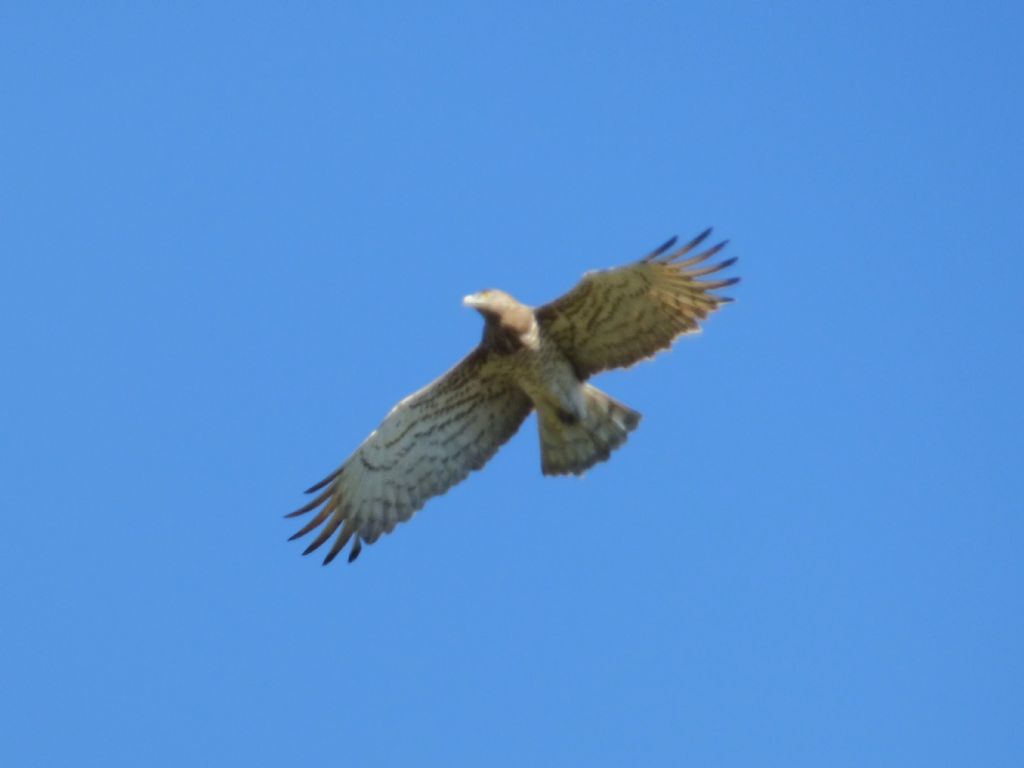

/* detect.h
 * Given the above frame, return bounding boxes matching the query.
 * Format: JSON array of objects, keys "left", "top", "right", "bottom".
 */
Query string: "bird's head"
[
  {"left": 463, "top": 289, "right": 517, "bottom": 317},
  {"left": 463, "top": 289, "right": 535, "bottom": 339}
]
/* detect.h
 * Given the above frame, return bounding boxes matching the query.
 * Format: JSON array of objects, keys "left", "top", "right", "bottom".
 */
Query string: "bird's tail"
[{"left": 538, "top": 385, "right": 641, "bottom": 476}]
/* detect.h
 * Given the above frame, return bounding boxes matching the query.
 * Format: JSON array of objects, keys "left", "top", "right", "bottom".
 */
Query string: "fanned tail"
[{"left": 539, "top": 385, "right": 641, "bottom": 476}]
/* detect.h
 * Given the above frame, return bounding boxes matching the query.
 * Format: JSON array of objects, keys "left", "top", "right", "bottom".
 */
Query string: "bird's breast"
[{"left": 509, "top": 337, "right": 585, "bottom": 421}]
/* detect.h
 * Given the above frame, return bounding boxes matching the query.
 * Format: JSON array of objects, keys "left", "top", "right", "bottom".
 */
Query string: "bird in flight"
[{"left": 287, "top": 228, "right": 738, "bottom": 565}]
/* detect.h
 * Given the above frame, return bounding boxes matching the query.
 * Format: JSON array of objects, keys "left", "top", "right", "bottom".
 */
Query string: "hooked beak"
[{"left": 463, "top": 293, "right": 485, "bottom": 309}]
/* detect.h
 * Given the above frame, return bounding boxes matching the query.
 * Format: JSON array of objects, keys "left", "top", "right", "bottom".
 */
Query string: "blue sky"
[{"left": 2, "top": 2, "right": 1021, "bottom": 766}]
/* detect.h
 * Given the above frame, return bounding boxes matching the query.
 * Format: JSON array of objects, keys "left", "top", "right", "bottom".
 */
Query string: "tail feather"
[{"left": 539, "top": 385, "right": 641, "bottom": 476}]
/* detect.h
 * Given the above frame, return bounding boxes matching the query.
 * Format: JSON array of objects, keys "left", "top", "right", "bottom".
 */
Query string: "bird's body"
[
  {"left": 287, "top": 229, "right": 738, "bottom": 564},
  {"left": 479, "top": 308, "right": 585, "bottom": 426}
]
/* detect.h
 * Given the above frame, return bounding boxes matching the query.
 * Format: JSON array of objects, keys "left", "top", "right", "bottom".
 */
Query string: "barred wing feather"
[
  {"left": 535, "top": 229, "right": 738, "bottom": 378},
  {"left": 287, "top": 349, "right": 532, "bottom": 564}
]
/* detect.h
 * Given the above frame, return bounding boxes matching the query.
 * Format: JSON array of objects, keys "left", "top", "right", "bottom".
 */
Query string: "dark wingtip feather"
[
  {"left": 288, "top": 521, "right": 314, "bottom": 541},
  {"left": 301, "top": 515, "right": 343, "bottom": 556},
  {"left": 322, "top": 522, "right": 356, "bottom": 565},
  {"left": 288, "top": 506, "right": 331, "bottom": 541},
  {"left": 347, "top": 538, "right": 363, "bottom": 563},
  {"left": 304, "top": 467, "right": 342, "bottom": 495},
  {"left": 284, "top": 486, "right": 332, "bottom": 518},
  {"left": 322, "top": 548, "right": 340, "bottom": 565},
  {"left": 677, "top": 227, "right": 713, "bottom": 255},
  {"left": 643, "top": 235, "right": 678, "bottom": 261},
  {"left": 707, "top": 239, "right": 729, "bottom": 256},
  {"left": 687, "top": 255, "right": 738, "bottom": 279},
  {"left": 714, "top": 275, "right": 741, "bottom": 302},
  {"left": 689, "top": 227, "right": 713, "bottom": 247},
  {"left": 716, "top": 276, "right": 741, "bottom": 288},
  {"left": 674, "top": 239, "right": 729, "bottom": 269}
]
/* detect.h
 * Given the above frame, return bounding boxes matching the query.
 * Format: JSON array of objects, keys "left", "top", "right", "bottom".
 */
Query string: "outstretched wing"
[
  {"left": 535, "top": 229, "right": 738, "bottom": 378},
  {"left": 286, "top": 348, "right": 532, "bottom": 565}
]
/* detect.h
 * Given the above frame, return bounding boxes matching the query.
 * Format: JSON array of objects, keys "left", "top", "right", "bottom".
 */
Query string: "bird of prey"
[{"left": 287, "top": 228, "right": 738, "bottom": 564}]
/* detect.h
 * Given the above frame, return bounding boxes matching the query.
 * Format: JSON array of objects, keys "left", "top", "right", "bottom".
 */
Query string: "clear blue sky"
[{"left": 2, "top": 3, "right": 1021, "bottom": 766}]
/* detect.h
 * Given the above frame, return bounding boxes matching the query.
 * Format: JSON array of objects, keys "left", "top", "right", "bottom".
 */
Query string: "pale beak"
[{"left": 463, "top": 293, "right": 484, "bottom": 308}]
